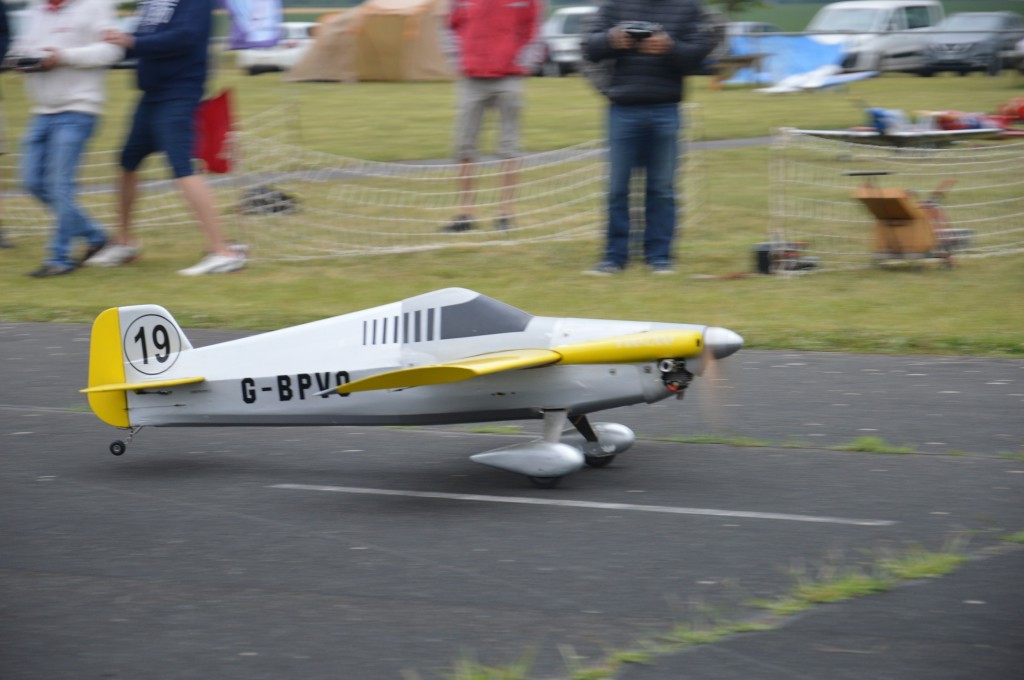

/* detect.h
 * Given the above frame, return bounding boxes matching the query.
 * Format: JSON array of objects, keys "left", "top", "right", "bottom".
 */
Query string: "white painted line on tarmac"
[{"left": 271, "top": 484, "right": 895, "bottom": 527}]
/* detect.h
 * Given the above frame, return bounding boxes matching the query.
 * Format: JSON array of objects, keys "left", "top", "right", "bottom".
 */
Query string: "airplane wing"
[
  {"left": 791, "top": 128, "right": 1004, "bottom": 147},
  {"left": 756, "top": 67, "right": 877, "bottom": 94},
  {"left": 81, "top": 376, "right": 206, "bottom": 394},
  {"left": 327, "top": 329, "right": 705, "bottom": 394},
  {"left": 327, "top": 349, "right": 560, "bottom": 394}
]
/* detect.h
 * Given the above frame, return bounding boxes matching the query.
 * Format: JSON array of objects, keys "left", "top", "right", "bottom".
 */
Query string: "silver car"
[
  {"left": 534, "top": 6, "right": 596, "bottom": 77},
  {"left": 920, "top": 12, "right": 1024, "bottom": 76}
]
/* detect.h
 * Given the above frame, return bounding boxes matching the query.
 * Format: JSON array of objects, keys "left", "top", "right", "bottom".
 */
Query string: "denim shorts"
[{"left": 120, "top": 97, "right": 200, "bottom": 178}]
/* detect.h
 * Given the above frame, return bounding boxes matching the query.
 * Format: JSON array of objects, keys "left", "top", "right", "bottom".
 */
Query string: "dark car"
[
  {"left": 726, "top": 21, "right": 782, "bottom": 37},
  {"left": 920, "top": 11, "right": 1024, "bottom": 76}
]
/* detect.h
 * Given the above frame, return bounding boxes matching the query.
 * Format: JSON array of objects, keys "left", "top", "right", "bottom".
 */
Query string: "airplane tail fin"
[{"left": 84, "top": 305, "right": 194, "bottom": 428}]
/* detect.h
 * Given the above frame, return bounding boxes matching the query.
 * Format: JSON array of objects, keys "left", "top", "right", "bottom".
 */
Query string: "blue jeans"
[
  {"left": 604, "top": 103, "right": 681, "bottom": 267},
  {"left": 21, "top": 112, "right": 106, "bottom": 269}
]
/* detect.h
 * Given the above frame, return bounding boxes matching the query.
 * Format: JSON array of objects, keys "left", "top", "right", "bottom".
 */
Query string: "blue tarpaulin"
[{"left": 721, "top": 35, "right": 846, "bottom": 86}]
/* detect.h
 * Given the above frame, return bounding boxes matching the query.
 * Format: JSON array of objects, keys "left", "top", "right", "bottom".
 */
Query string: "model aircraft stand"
[{"left": 849, "top": 171, "right": 960, "bottom": 268}]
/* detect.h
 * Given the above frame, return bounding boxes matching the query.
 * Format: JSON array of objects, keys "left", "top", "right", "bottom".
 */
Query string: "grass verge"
[
  {"left": 1001, "top": 531, "right": 1024, "bottom": 544},
  {"left": 446, "top": 542, "right": 971, "bottom": 680},
  {"left": 830, "top": 436, "right": 917, "bottom": 454}
]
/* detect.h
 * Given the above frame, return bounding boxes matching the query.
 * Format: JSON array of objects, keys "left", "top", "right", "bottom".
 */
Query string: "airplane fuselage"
[{"left": 119, "top": 289, "right": 702, "bottom": 428}]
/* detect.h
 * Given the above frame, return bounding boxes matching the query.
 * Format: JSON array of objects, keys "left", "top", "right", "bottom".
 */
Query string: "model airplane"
[
  {"left": 791, "top": 107, "right": 1003, "bottom": 148},
  {"left": 81, "top": 288, "right": 743, "bottom": 487},
  {"left": 755, "top": 64, "right": 877, "bottom": 94}
]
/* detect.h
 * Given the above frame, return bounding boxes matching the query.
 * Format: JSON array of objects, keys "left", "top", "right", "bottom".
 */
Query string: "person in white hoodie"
[{"left": 9, "top": 0, "right": 123, "bottom": 277}]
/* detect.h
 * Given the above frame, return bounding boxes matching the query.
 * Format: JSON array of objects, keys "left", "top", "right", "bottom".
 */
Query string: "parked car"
[
  {"left": 806, "top": 0, "right": 944, "bottom": 72},
  {"left": 919, "top": 12, "right": 1024, "bottom": 77},
  {"left": 534, "top": 5, "right": 596, "bottom": 77},
  {"left": 236, "top": 22, "right": 317, "bottom": 76},
  {"left": 727, "top": 21, "right": 782, "bottom": 37}
]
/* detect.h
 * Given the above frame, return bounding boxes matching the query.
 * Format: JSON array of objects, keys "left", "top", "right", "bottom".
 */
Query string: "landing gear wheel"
[
  {"left": 528, "top": 475, "right": 562, "bottom": 489},
  {"left": 584, "top": 454, "right": 616, "bottom": 469},
  {"left": 110, "top": 440, "right": 126, "bottom": 456}
]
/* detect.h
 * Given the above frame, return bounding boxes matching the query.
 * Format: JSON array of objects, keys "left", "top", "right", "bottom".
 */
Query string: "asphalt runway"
[{"left": 2, "top": 322, "right": 1022, "bottom": 679}]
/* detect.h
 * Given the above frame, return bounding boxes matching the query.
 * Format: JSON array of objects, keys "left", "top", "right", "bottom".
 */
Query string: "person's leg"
[
  {"left": 452, "top": 160, "right": 474, "bottom": 228},
  {"left": 48, "top": 112, "right": 106, "bottom": 259},
  {"left": 174, "top": 168, "right": 245, "bottom": 275},
  {"left": 21, "top": 115, "right": 52, "bottom": 209},
  {"left": 157, "top": 98, "right": 235, "bottom": 258},
  {"left": 642, "top": 104, "right": 680, "bottom": 267},
  {"left": 85, "top": 100, "right": 151, "bottom": 267},
  {"left": 21, "top": 119, "right": 65, "bottom": 268},
  {"left": 495, "top": 77, "right": 523, "bottom": 226},
  {"left": 114, "top": 99, "right": 152, "bottom": 248},
  {"left": 153, "top": 98, "right": 243, "bottom": 274},
  {"left": 20, "top": 115, "right": 68, "bottom": 271},
  {"left": 84, "top": 166, "right": 142, "bottom": 267},
  {"left": 176, "top": 174, "right": 230, "bottom": 255},
  {"left": 448, "top": 78, "right": 487, "bottom": 229},
  {"left": 603, "top": 104, "right": 643, "bottom": 268},
  {"left": 115, "top": 168, "right": 138, "bottom": 244}
]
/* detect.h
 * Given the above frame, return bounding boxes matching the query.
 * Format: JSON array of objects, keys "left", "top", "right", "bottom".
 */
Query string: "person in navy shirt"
[{"left": 85, "top": 0, "right": 246, "bottom": 275}]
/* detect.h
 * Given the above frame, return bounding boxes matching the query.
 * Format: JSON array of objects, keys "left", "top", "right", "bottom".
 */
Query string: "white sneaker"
[
  {"left": 178, "top": 252, "right": 246, "bottom": 276},
  {"left": 83, "top": 243, "right": 140, "bottom": 267}
]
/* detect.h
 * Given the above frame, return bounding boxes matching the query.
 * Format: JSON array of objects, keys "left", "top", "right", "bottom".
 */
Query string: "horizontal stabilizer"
[{"left": 80, "top": 376, "right": 205, "bottom": 394}]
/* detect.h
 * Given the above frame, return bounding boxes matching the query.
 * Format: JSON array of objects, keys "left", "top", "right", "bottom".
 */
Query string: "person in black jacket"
[{"left": 582, "top": 0, "right": 714, "bottom": 275}]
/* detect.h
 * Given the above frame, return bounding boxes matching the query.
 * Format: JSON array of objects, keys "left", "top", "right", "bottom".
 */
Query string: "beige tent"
[{"left": 287, "top": 0, "right": 454, "bottom": 82}]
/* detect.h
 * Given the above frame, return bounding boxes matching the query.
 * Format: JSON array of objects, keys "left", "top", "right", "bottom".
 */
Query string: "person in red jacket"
[{"left": 443, "top": 0, "right": 541, "bottom": 232}]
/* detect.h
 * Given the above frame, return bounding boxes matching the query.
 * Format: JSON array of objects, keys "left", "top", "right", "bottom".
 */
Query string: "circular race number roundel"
[{"left": 122, "top": 314, "right": 183, "bottom": 376}]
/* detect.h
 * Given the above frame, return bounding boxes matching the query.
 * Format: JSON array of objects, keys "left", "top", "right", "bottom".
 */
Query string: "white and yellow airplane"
[{"left": 82, "top": 288, "right": 743, "bottom": 487}]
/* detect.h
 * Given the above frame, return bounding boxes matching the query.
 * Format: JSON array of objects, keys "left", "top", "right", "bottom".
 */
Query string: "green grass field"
[{"left": 1, "top": 55, "right": 1022, "bottom": 357}]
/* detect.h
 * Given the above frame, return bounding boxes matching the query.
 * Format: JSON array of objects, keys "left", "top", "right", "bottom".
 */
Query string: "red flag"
[{"left": 193, "top": 89, "right": 235, "bottom": 174}]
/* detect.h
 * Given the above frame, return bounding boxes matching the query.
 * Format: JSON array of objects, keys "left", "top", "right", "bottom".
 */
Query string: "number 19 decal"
[{"left": 123, "top": 314, "right": 183, "bottom": 375}]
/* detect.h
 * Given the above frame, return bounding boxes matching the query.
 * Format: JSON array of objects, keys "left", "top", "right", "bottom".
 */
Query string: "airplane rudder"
[
  {"left": 84, "top": 305, "right": 192, "bottom": 428},
  {"left": 86, "top": 307, "right": 129, "bottom": 428},
  {"left": 114, "top": 305, "right": 193, "bottom": 380}
]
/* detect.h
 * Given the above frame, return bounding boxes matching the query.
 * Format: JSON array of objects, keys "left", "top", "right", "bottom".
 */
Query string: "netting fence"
[
  {"left": 0, "top": 103, "right": 706, "bottom": 261},
  {"left": 770, "top": 129, "right": 1024, "bottom": 270}
]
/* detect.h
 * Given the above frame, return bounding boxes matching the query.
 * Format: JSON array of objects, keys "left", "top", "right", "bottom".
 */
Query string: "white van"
[
  {"left": 535, "top": 5, "right": 598, "bottom": 77},
  {"left": 807, "top": 0, "right": 945, "bottom": 72}
]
